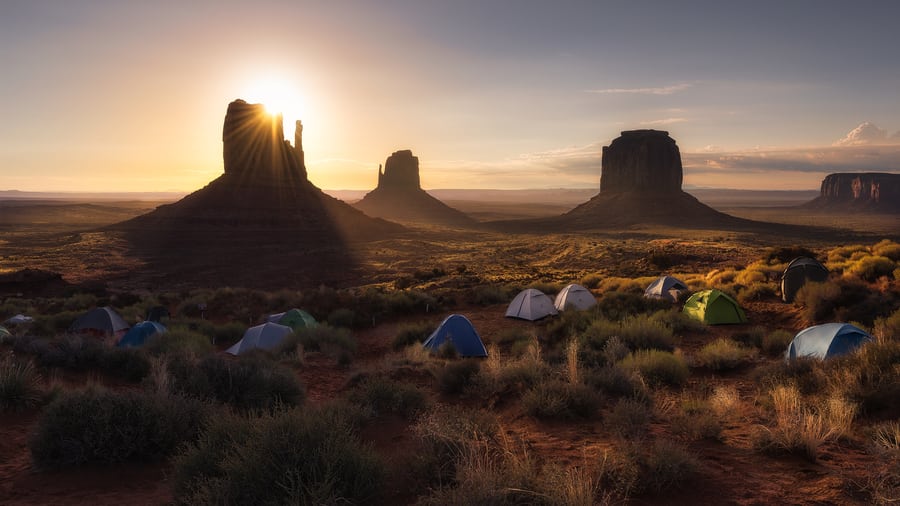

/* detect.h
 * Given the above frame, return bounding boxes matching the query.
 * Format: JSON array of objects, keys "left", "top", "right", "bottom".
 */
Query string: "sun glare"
[{"left": 244, "top": 77, "right": 307, "bottom": 138}]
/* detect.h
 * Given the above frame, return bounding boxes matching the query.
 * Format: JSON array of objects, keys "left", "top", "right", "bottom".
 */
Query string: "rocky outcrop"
[
  {"left": 354, "top": 150, "right": 475, "bottom": 227},
  {"left": 600, "top": 130, "right": 682, "bottom": 192},
  {"left": 535, "top": 130, "right": 745, "bottom": 229},
  {"left": 804, "top": 173, "right": 900, "bottom": 212},
  {"left": 112, "top": 99, "right": 402, "bottom": 288}
]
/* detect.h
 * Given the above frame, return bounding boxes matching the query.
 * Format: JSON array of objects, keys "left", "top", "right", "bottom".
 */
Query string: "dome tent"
[
  {"left": 682, "top": 289, "right": 747, "bottom": 325},
  {"left": 117, "top": 321, "right": 166, "bottom": 347},
  {"left": 554, "top": 283, "right": 597, "bottom": 311},
  {"left": 785, "top": 323, "right": 872, "bottom": 360},
  {"left": 422, "top": 314, "right": 487, "bottom": 357},
  {"left": 781, "top": 257, "right": 829, "bottom": 303},
  {"left": 226, "top": 322, "right": 293, "bottom": 355},
  {"left": 69, "top": 307, "right": 130, "bottom": 336},
  {"left": 644, "top": 275, "right": 689, "bottom": 303},
  {"left": 266, "top": 308, "right": 317, "bottom": 331},
  {"left": 506, "top": 289, "right": 558, "bottom": 321}
]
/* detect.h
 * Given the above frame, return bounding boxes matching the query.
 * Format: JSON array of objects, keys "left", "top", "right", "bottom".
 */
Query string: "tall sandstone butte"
[
  {"left": 354, "top": 149, "right": 475, "bottom": 226},
  {"left": 543, "top": 129, "right": 744, "bottom": 229},
  {"left": 804, "top": 173, "right": 900, "bottom": 213}
]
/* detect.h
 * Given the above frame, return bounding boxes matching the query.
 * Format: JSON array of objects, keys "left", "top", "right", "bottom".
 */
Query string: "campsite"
[{"left": 1, "top": 195, "right": 899, "bottom": 505}]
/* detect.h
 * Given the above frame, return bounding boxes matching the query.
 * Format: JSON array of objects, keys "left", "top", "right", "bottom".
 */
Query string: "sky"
[{"left": 2, "top": 0, "right": 899, "bottom": 192}]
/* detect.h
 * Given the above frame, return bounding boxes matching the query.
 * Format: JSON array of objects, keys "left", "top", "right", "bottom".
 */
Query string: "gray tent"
[
  {"left": 644, "top": 275, "right": 689, "bottom": 303},
  {"left": 554, "top": 283, "right": 597, "bottom": 311},
  {"left": 785, "top": 323, "right": 871, "bottom": 360},
  {"left": 781, "top": 257, "right": 828, "bottom": 303},
  {"left": 69, "top": 306, "right": 130, "bottom": 336},
  {"left": 506, "top": 289, "right": 558, "bottom": 321},
  {"left": 226, "top": 322, "right": 293, "bottom": 355}
]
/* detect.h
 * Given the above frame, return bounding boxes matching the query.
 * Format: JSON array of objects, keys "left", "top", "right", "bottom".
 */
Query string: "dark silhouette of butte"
[
  {"left": 113, "top": 99, "right": 402, "bottom": 287},
  {"left": 495, "top": 130, "right": 748, "bottom": 230},
  {"left": 353, "top": 149, "right": 475, "bottom": 226},
  {"left": 803, "top": 172, "right": 900, "bottom": 213}
]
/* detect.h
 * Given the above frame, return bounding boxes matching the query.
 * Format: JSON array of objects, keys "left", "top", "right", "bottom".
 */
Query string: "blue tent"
[
  {"left": 117, "top": 321, "right": 166, "bottom": 347},
  {"left": 785, "top": 323, "right": 872, "bottom": 360},
  {"left": 422, "top": 314, "right": 487, "bottom": 357}
]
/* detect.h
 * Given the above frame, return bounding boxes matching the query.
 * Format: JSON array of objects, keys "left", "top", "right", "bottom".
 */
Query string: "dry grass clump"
[
  {"left": 0, "top": 354, "right": 43, "bottom": 411},
  {"left": 583, "top": 315, "right": 676, "bottom": 353},
  {"left": 872, "top": 421, "right": 900, "bottom": 453},
  {"left": 434, "top": 359, "right": 480, "bottom": 395},
  {"left": 618, "top": 350, "right": 689, "bottom": 387},
  {"left": 596, "top": 441, "right": 699, "bottom": 499},
  {"left": 348, "top": 376, "right": 428, "bottom": 419},
  {"left": 606, "top": 398, "right": 652, "bottom": 438},
  {"left": 665, "top": 395, "right": 723, "bottom": 441},
  {"left": 391, "top": 321, "right": 435, "bottom": 350},
  {"left": 762, "top": 329, "right": 794, "bottom": 356},
  {"left": 708, "top": 385, "right": 741, "bottom": 420},
  {"left": 522, "top": 378, "right": 601, "bottom": 420},
  {"left": 692, "top": 338, "right": 757, "bottom": 371},
  {"left": 847, "top": 255, "right": 896, "bottom": 282},
  {"left": 863, "top": 421, "right": 900, "bottom": 505}
]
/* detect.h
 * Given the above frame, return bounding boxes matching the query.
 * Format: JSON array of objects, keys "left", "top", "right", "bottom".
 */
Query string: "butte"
[
  {"left": 112, "top": 99, "right": 402, "bottom": 288},
  {"left": 353, "top": 149, "right": 475, "bottom": 227}
]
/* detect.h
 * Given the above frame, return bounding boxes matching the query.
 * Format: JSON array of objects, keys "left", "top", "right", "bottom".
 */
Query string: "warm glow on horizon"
[{"left": 243, "top": 77, "right": 308, "bottom": 139}]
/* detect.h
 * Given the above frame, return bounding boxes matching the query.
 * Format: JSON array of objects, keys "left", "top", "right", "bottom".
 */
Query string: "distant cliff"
[
  {"left": 804, "top": 173, "right": 900, "bottom": 213},
  {"left": 354, "top": 150, "right": 475, "bottom": 227}
]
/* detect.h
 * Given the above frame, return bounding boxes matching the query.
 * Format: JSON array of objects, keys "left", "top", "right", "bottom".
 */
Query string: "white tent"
[
  {"left": 506, "top": 288, "right": 558, "bottom": 321},
  {"left": 643, "top": 275, "right": 689, "bottom": 303},
  {"left": 554, "top": 283, "right": 596, "bottom": 311},
  {"left": 4, "top": 314, "right": 34, "bottom": 325},
  {"left": 226, "top": 322, "right": 293, "bottom": 355}
]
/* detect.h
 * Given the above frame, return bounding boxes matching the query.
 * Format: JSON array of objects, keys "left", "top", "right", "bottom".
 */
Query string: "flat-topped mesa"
[
  {"left": 600, "top": 130, "right": 682, "bottom": 193},
  {"left": 805, "top": 172, "right": 900, "bottom": 212},
  {"left": 222, "top": 99, "right": 306, "bottom": 182},
  {"left": 377, "top": 149, "right": 421, "bottom": 191}
]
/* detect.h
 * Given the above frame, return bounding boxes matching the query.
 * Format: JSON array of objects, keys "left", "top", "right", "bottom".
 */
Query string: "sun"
[{"left": 243, "top": 77, "right": 308, "bottom": 137}]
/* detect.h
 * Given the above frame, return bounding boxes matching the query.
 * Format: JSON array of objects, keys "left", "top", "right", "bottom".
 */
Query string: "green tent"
[
  {"left": 267, "top": 308, "right": 317, "bottom": 331},
  {"left": 682, "top": 289, "right": 747, "bottom": 325}
]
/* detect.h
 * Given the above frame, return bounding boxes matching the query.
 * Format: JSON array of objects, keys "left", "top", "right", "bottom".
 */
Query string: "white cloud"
[
  {"left": 639, "top": 117, "right": 687, "bottom": 126},
  {"left": 585, "top": 83, "right": 692, "bottom": 95},
  {"left": 833, "top": 121, "right": 892, "bottom": 146}
]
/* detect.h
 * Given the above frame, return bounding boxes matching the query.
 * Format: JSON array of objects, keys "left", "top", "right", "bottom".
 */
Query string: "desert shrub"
[
  {"left": 848, "top": 255, "right": 896, "bottom": 282},
  {"left": 595, "top": 292, "right": 670, "bottom": 320},
  {"left": 491, "top": 326, "right": 532, "bottom": 347},
  {"left": 0, "top": 355, "right": 43, "bottom": 411},
  {"left": 738, "top": 282, "right": 777, "bottom": 304},
  {"left": 209, "top": 322, "right": 245, "bottom": 345},
  {"left": 751, "top": 384, "right": 833, "bottom": 461},
  {"left": 582, "top": 315, "right": 676, "bottom": 353},
  {"left": 606, "top": 398, "right": 652, "bottom": 438},
  {"left": 834, "top": 340, "right": 900, "bottom": 415},
  {"left": 326, "top": 308, "right": 356, "bottom": 328},
  {"left": 436, "top": 341, "right": 459, "bottom": 360},
  {"left": 693, "top": 338, "right": 757, "bottom": 370},
  {"left": 752, "top": 357, "right": 825, "bottom": 394},
  {"left": 648, "top": 309, "right": 705, "bottom": 334},
  {"left": 34, "top": 334, "right": 105, "bottom": 371},
  {"left": 287, "top": 324, "right": 356, "bottom": 357},
  {"left": 762, "top": 329, "right": 793, "bottom": 356},
  {"left": 172, "top": 403, "right": 382, "bottom": 506},
  {"left": 794, "top": 278, "right": 895, "bottom": 325},
  {"left": 827, "top": 244, "right": 868, "bottom": 264},
  {"left": 522, "top": 379, "right": 600, "bottom": 420},
  {"left": 471, "top": 284, "right": 510, "bottom": 306},
  {"left": 668, "top": 398, "right": 722, "bottom": 441},
  {"left": 145, "top": 327, "right": 214, "bottom": 357},
  {"left": 765, "top": 245, "right": 819, "bottom": 264},
  {"left": 618, "top": 350, "right": 689, "bottom": 387},
  {"left": 62, "top": 292, "right": 99, "bottom": 311},
  {"left": 873, "top": 240, "right": 900, "bottom": 261},
  {"left": 413, "top": 406, "right": 500, "bottom": 486},
  {"left": 349, "top": 377, "right": 427, "bottom": 419},
  {"left": 872, "top": 421, "right": 900, "bottom": 453},
  {"left": 636, "top": 440, "right": 699, "bottom": 494},
  {"left": 99, "top": 347, "right": 151, "bottom": 382},
  {"left": 435, "top": 359, "right": 480, "bottom": 395},
  {"left": 392, "top": 321, "right": 434, "bottom": 350},
  {"left": 30, "top": 387, "right": 208, "bottom": 469},
  {"left": 544, "top": 309, "right": 595, "bottom": 346},
  {"left": 584, "top": 365, "right": 649, "bottom": 403},
  {"left": 580, "top": 273, "right": 602, "bottom": 289},
  {"left": 874, "top": 308, "right": 900, "bottom": 342},
  {"left": 731, "top": 326, "right": 766, "bottom": 349}
]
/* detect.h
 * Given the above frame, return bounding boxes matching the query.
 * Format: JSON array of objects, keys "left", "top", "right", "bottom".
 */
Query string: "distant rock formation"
[
  {"left": 353, "top": 150, "right": 475, "bottom": 226},
  {"left": 112, "top": 99, "right": 402, "bottom": 288},
  {"left": 803, "top": 173, "right": 900, "bottom": 213},
  {"left": 542, "top": 130, "right": 744, "bottom": 229}
]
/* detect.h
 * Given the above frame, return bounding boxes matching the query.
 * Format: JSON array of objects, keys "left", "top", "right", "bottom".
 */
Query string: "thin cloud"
[
  {"left": 640, "top": 117, "right": 687, "bottom": 126},
  {"left": 586, "top": 83, "right": 692, "bottom": 95}
]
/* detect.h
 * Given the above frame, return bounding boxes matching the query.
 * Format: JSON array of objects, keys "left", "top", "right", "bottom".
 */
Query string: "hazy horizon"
[{"left": 2, "top": 1, "right": 899, "bottom": 193}]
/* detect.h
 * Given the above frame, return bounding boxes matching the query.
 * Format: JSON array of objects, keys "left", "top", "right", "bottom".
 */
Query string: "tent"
[
  {"left": 4, "top": 314, "right": 33, "bottom": 325},
  {"left": 0, "top": 325, "right": 10, "bottom": 340},
  {"left": 785, "top": 323, "right": 872, "bottom": 360},
  {"left": 682, "top": 289, "right": 747, "bottom": 325},
  {"left": 69, "top": 307, "right": 130, "bottom": 336},
  {"left": 644, "top": 275, "right": 689, "bottom": 303},
  {"left": 226, "top": 322, "right": 293, "bottom": 355},
  {"left": 266, "top": 308, "right": 317, "bottom": 330},
  {"left": 422, "top": 314, "right": 487, "bottom": 357},
  {"left": 117, "top": 321, "right": 166, "bottom": 348},
  {"left": 506, "top": 289, "right": 558, "bottom": 321},
  {"left": 781, "top": 257, "right": 829, "bottom": 303},
  {"left": 554, "top": 283, "right": 597, "bottom": 311}
]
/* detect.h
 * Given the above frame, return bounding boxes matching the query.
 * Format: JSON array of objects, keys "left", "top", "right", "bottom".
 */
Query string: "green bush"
[
  {"left": 693, "top": 338, "right": 757, "bottom": 370},
  {"left": 172, "top": 403, "right": 382, "bottom": 505},
  {"left": 349, "top": 377, "right": 427, "bottom": 419},
  {"left": 872, "top": 240, "right": 900, "bottom": 261},
  {"left": 847, "top": 255, "right": 896, "bottom": 281},
  {"left": 762, "top": 329, "right": 794, "bottom": 356},
  {"left": 618, "top": 350, "right": 689, "bottom": 387},
  {"left": 522, "top": 379, "right": 600, "bottom": 420},
  {"left": 30, "top": 387, "right": 208, "bottom": 469},
  {"left": 392, "top": 321, "right": 434, "bottom": 350},
  {"left": 669, "top": 399, "right": 722, "bottom": 440},
  {"left": 0, "top": 355, "right": 43, "bottom": 411},
  {"left": 580, "top": 273, "right": 602, "bottom": 289},
  {"left": 281, "top": 324, "right": 356, "bottom": 358},
  {"left": 145, "top": 327, "right": 214, "bottom": 357},
  {"left": 795, "top": 278, "right": 895, "bottom": 326},
  {"left": 596, "top": 292, "right": 671, "bottom": 320},
  {"left": 584, "top": 365, "right": 649, "bottom": 402},
  {"left": 435, "top": 360, "right": 480, "bottom": 395},
  {"left": 471, "top": 285, "right": 510, "bottom": 306},
  {"left": 637, "top": 440, "right": 699, "bottom": 494},
  {"left": 583, "top": 316, "right": 676, "bottom": 353},
  {"left": 738, "top": 282, "right": 777, "bottom": 304}
]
